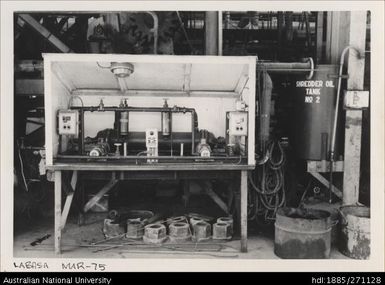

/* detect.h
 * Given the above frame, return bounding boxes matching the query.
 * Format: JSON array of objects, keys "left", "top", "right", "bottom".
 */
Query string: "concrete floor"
[{"left": 14, "top": 213, "right": 349, "bottom": 259}]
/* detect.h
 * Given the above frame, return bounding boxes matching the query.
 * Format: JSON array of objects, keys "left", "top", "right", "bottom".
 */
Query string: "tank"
[{"left": 291, "top": 65, "right": 342, "bottom": 161}]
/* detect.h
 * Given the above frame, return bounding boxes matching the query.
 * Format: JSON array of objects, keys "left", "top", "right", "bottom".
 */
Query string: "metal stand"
[{"left": 52, "top": 166, "right": 250, "bottom": 255}]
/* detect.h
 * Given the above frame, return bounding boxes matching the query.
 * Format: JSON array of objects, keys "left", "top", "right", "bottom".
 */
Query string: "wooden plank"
[
  {"left": 60, "top": 171, "right": 78, "bottom": 229},
  {"left": 202, "top": 182, "right": 229, "bottom": 214},
  {"left": 240, "top": 170, "right": 248, "bottom": 252},
  {"left": 54, "top": 171, "right": 62, "bottom": 255},
  {"left": 310, "top": 172, "right": 343, "bottom": 199},
  {"left": 343, "top": 111, "right": 363, "bottom": 204},
  {"left": 307, "top": 160, "right": 344, "bottom": 173},
  {"left": 342, "top": 11, "right": 367, "bottom": 205},
  {"left": 19, "top": 14, "right": 73, "bottom": 53},
  {"left": 61, "top": 192, "right": 74, "bottom": 230},
  {"left": 83, "top": 179, "right": 118, "bottom": 213},
  {"left": 71, "top": 88, "right": 239, "bottom": 98}
]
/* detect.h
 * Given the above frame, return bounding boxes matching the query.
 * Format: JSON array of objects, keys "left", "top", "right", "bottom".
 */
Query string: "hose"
[
  {"left": 16, "top": 139, "right": 29, "bottom": 192},
  {"left": 248, "top": 140, "right": 286, "bottom": 221},
  {"left": 247, "top": 69, "right": 286, "bottom": 222}
]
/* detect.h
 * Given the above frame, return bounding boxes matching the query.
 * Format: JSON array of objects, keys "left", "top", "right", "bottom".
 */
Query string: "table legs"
[
  {"left": 240, "top": 170, "right": 248, "bottom": 252},
  {"left": 54, "top": 170, "right": 62, "bottom": 255},
  {"left": 52, "top": 170, "right": 249, "bottom": 254}
]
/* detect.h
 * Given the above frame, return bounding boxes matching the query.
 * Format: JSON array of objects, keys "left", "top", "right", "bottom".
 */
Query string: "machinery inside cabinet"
[{"left": 44, "top": 54, "right": 256, "bottom": 167}]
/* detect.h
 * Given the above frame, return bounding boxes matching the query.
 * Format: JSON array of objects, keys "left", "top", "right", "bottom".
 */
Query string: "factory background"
[{"left": 4, "top": 6, "right": 378, "bottom": 265}]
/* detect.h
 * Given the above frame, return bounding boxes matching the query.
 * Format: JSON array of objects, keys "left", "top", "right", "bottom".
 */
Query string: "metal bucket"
[
  {"left": 338, "top": 205, "right": 370, "bottom": 259},
  {"left": 274, "top": 207, "right": 332, "bottom": 259}
]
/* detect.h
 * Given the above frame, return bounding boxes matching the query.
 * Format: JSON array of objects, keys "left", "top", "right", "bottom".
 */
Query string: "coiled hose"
[{"left": 248, "top": 140, "right": 286, "bottom": 221}]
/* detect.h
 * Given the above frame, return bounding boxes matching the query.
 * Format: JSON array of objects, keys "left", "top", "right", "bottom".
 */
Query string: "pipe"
[
  {"left": 259, "top": 72, "right": 273, "bottom": 144},
  {"left": 255, "top": 72, "right": 273, "bottom": 165},
  {"left": 257, "top": 58, "right": 314, "bottom": 78},
  {"left": 144, "top": 11, "right": 159, "bottom": 54},
  {"left": 71, "top": 105, "right": 198, "bottom": 156},
  {"left": 328, "top": 45, "right": 362, "bottom": 203},
  {"left": 205, "top": 12, "right": 219, "bottom": 55},
  {"left": 15, "top": 60, "right": 44, "bottom": 73}
]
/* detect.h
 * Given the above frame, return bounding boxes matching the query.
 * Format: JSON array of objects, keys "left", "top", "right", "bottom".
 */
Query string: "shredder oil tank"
[{"left": 291, "top": 65, "right": 341, "bottom": 161}]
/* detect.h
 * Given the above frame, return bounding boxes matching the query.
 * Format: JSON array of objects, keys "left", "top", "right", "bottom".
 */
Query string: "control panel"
[
  {"left": 227, "top": 111, "right": 248, "bottom": 136},
  {"left": 58, "top": 110, "right": 79, "bottom": 135}
]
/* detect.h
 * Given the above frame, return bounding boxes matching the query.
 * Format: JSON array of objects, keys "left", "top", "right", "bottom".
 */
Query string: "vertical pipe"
[
  {"left": 191, "top": 110, "right": 196, "bottom": 154},
  {"left": 259, "top": 72, "right": 273, "bottom": 145},
  {"left": 123, "top": 142, "right": 127, "bottom": 156},
  {"left": 218, "top": 11, "right": 223, "bottom": 56},
  {"left": 205, "top": 12, "right": 218, "bottom": 55},
  {"left": 316, "top": 12, "right": 324, "bottom": 63},
  {"left": 79, "top": 110, "right": 84, "bottom": 155}
]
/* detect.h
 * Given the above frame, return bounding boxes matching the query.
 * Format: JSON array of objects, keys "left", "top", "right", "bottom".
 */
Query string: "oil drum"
[{"left": 291, "top": 65, "right": 341, "bottom": 161}]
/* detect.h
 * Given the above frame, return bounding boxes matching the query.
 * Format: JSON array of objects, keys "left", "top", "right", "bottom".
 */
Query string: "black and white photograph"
[{"left": 1, "top": 1, "right": 384, "bottom": 272}]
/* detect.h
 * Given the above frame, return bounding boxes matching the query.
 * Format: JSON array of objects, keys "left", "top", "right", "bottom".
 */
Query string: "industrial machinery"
[{"left": 44, "top": 54, "right": 256, "bottom": 167}]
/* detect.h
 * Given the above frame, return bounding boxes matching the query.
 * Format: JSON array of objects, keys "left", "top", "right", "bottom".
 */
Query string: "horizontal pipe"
[
  {"left": 15, "top": 60, "right": 44, "bottom": 73},
  {"left": 56, "top": 155, "right": 245, "bottom": 160},
  {"left": 71, "top": 89, "right": 239, "bottom": 98},
  {"left": 70, "top": 106, "right": 196, "bottom": 113},
  {"left": 257, "top": 61, "right": 312, "bottom": 73}
]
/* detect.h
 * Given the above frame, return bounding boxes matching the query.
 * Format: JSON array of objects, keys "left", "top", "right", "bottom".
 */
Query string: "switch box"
[
  {"left": 146, "top": 129, "right": 158, "bottom": 162},
  {"left": 146, "top": 129, "right": 158, "bottom": 148},
  {"left": 226, "top": 111, "right": 248, "bottom": 136},
  {"left": 58, "top": 110, "right": 79, "bottom": 135}
]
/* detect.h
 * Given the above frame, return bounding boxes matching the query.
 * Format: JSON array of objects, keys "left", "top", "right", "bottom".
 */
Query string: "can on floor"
[
  {"left": 338, "top": 205, "right": 370, "bottom": 259},
  {"left": 274, "top": 207, "right": 332, "bottom": 259}
]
